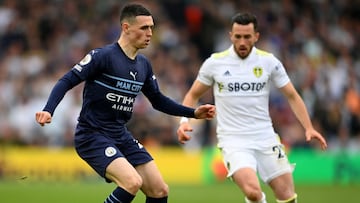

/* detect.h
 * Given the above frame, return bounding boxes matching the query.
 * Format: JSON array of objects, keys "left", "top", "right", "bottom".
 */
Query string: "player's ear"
[
  {"left": 254, "top": 32, "right": 260, "bottom": 42},
  {"left": 121, "top": 22, "right": 130, "bottom": 34}
]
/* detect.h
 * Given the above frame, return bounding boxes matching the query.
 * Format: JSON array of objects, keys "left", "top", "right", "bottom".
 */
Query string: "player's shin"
[{"left": 276, "top": 193, "right": 297, "bottom": 203}]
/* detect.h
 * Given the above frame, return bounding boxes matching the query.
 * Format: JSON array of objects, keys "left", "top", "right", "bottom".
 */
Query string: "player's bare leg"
[
  {"left": 232, "top": 168, "right": 267, "bottom": 203},
  {"left": 268, "top": 173, "right": 297, "bottom": 203},
  {"left": 104, "top": 157, "right": 143, "bottom": 203},
  {"left": 136, "top": 160, "right": 169, "bottom": 203}
]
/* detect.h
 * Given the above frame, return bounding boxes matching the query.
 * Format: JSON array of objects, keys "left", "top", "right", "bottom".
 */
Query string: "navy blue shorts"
[{"left": 74, "top": 129, "right": 153, "bottom": 182}]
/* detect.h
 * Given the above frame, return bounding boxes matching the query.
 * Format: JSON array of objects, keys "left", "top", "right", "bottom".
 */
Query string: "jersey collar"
[{"left": 229, "top": 45, "right": 257, "bottom": 61}]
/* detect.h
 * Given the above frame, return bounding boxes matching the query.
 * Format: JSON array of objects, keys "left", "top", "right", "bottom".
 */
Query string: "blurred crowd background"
[{"left": 0, "top": 0, "right": 359, "bottom": 152}]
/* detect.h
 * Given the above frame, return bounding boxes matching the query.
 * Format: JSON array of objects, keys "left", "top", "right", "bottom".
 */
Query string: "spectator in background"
[{"left": 0, "top": 0, "right": 359, "bottom": 150}]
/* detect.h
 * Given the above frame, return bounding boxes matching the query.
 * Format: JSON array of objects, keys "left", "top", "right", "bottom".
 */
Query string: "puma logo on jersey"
[{"left": 130, "top": 71, "right": 137, "bottom": 80}]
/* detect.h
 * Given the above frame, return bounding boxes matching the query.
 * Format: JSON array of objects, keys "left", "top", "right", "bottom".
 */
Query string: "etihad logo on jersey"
[
  {"left": 106, "top": 93, "right": 134, "bottom": 104},
  {"left": 253, "top": 66, "right": 263, "bottom": 78},
  {"left": 106, "top": 93, "right": 134, "bottom": 112}
]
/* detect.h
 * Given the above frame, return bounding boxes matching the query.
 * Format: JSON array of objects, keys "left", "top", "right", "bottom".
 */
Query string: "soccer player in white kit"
[{"left": 177, "top": 13, "right": 327, "bottom": 203}]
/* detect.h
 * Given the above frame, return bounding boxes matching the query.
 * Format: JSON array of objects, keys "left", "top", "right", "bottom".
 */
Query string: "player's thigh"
[
  {"left": 135, "top": 160, "right": 169, "bottom": 198},
  {"left": 232, "top": 167, "right": 262, "bottom": 194},
  {"left": 222, "top": 148, "right": 261, "bottom": 193},
  {"left": 256, "top": 141, "right": 293, "bottom": 183},
  {"left": 106, "top": 157, "right": 142, "bottom": 193},
  {"left": 268, "top": 172, "right": 295, "bottom": 200}
]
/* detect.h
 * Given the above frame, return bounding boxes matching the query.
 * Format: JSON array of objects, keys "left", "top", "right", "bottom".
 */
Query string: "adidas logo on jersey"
[{"left": 223, "top": 70, "right": 231, "bottom": 76}]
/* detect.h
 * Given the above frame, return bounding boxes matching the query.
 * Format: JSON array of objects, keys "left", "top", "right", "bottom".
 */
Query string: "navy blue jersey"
[{"left": 43, "top": 43, "right": 195, "bottom": 135}]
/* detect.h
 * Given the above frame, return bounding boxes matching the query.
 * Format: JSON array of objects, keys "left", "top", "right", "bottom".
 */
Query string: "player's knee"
[
  {"left": 245, "top": 192, "right": 266, "bottom": 203},
  {"left": 155, "top": 183, "right": 169, "bottom": 197},
  {"left": 157, "top": 183, "right": 169, "bottom": 197},
  {"left": 116, "top": 175, "right": 143, "bottom": 194},
  {"left": 129, "top": 176, "right": 143, "bottom": 192},
  {"left": 145, "top": 182, "right": 169, "bottom": 198},
  {"left": 243, "top": 188, "right": 263, "bottom": 202}
]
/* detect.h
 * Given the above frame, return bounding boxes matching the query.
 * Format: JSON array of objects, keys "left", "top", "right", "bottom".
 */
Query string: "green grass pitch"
[{"left": 0, "top": 179, "right": 359, "bottom": 203}]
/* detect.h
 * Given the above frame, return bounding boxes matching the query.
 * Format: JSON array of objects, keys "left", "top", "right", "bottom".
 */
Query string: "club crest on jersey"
[
  {"left": 253, "top": 67, "right": 263, "bottom": 78},
  {"left": 105, "top": 147, "right": 117, "bottom": 157},
  {"left": 79, "top": 54, "right": 92, "bottom": 66}
]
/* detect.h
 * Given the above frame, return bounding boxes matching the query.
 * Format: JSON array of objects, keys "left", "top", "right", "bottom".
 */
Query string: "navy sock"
[
  {"left": 145, "top": 196, "right": 168, "bottom": 203},
  {"left": 104, "top": 187, "right": 135, "bottom": 203}
]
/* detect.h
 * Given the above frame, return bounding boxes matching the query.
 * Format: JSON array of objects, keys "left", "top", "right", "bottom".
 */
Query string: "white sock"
[{"left": 245, "top": 192, "right": 267, "bottom": 203}]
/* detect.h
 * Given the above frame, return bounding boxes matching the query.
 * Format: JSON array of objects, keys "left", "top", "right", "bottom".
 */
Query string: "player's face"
[
  {"left": 230, "top": 23, "right": 259, "bottom": 59},
  {"left": 128, "top": 15, "right": 154, "bottom": 49}
]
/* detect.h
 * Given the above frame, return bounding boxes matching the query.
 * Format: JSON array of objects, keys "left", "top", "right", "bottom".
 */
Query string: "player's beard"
[{"left": 236, "top": 45, "right": 251, "bottom": 59}]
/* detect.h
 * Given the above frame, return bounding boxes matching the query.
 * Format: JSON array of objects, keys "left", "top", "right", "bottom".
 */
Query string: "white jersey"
[{"left": 197, "top": 46, "right": 290, "bottom": 141}]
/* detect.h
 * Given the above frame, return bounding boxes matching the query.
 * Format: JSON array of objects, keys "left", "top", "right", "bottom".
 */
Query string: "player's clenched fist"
[
  {"left": 35, "top": 111, "right": 52, "bottom": 126},
  {"left": 194, "top": 104, "right": 216, "bottom": 120}
]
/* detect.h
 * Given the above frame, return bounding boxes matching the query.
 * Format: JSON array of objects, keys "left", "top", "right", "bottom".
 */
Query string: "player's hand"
[
  {"left": 177, "top": 122, "right": 193, "bottom": 144},
  {"left": 305, "top": 128, "right": 327, "bottom": 150},
  {"left": 194, "top": 104, "right": 216, "bottom": 120},
  {"left": 35, "top": 111, "right": 52, "bottom": 126}
]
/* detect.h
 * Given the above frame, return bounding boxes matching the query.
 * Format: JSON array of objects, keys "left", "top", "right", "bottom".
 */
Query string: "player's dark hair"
[
  {"left": 120, "top": 4, "right": 152, "bottom": 23},
  {"left": 231, "top": 13, "right": 258, "bottom": 31}
]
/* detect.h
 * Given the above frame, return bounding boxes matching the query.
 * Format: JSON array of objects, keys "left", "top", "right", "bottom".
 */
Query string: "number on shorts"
[{"left": 272, "top": 145, "right": 285, "bottom": 159}]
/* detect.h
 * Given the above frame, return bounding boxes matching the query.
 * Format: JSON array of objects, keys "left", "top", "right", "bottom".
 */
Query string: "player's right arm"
[
  {"left": 35, "top": 111, "right": 52, "bottom": 126},
  {"left": 35, "top": 70, "right": 82, "bottom": 126},
  {"left": 177, "top": 80, "right": 212, "bottom": 144},
  {"left": 36, "top": 49, "right": 101, "bottom": 127}
]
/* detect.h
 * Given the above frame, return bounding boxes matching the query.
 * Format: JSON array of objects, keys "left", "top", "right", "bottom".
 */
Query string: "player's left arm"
[
  {"left": 141, "top": 60, "right": 215, "bottom": 119},
  {"left": 280, "top": 82, "right": 327, "bottom": 150}
]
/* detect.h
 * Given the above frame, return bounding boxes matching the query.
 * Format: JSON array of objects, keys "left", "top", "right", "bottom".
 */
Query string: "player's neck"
[{"left": 117, "top": 39, "right": 138, "bottom": 60}]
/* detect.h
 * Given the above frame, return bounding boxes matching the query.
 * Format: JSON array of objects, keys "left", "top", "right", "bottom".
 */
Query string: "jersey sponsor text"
[{"left": 228, "top": 82, "right": 266, "bottom": 92}]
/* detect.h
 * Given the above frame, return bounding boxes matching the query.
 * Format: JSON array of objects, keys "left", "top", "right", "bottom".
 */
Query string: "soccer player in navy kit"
[{"left": 35, "top": 4, "right": 215, "bottom": 203}]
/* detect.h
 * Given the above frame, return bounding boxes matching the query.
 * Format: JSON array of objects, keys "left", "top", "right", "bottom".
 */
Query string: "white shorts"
[{"left": 219, "top": 135, "right": 295, "bottom": 183}]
